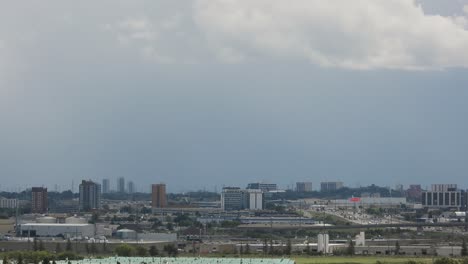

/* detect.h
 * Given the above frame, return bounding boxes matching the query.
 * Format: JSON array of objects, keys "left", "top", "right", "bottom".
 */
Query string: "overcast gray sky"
[{"left": 1, "top": 0, "right": 468, "bottom": 193}]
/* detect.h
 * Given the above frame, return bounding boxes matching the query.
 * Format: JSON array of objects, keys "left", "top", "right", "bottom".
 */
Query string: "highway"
[{"left": 238, "top": 221, "right": 468, "bottom": 230}]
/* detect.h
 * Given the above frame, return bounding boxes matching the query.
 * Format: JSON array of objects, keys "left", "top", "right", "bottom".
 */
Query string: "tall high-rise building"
[
  {"left": 296, "top": 182, "right": 313, "bottom": 192},
  {"left": 320, "top": 181, "right": 344, "bottom": 192},
  {"left": 102, "top": 179, "right": 110, "bottom": 194},
  {"left": 127, "top": 181, "right": 135, "bottom": 194},
  {"left": 79, "top": 180, "right": 101, "bottom": 211},
  {"left": 151, "top": 184, "right": 167, "bottom": 208},
  {"left": 31, "top": 187, "right": 48, "bottom": 214},
  {"left": 117, "top": 177, "right": 125, "bottom": 193}
]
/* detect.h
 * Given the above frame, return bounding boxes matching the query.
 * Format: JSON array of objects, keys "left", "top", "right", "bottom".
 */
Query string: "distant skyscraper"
[
  {"left": 79, "top": 180, "right": 101, "bottom": 211},
  {"left": 320, "top": 181, "right": 344, "bottom": 192},
  {"left": 296, "top": 182, "right": 313, "bottom": 192},
  {"left": 127, "top": 181, "right": 135, "bottom": 194},
  {"left": 102, "top": 179, "right": 110, "bottom": 194},
  {"left": 31, "top": 187, "right": 48, "bottom": 214},
  {"left": 117, "top": 177, "right": 125, "bottom": 193},
  {"left": 151, "top": 184, "right": 167, "bottom": 208}
]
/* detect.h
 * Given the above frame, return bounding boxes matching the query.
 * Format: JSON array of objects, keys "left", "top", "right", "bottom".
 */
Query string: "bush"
[
  {"left": 135, "top": 246, "right": 148, "bottom": 257},
  {"left": 56, "top": 252, "right": 83, "bottom": 261},
  {"left": 115, "top": 244, "right": 136, "bottom": 257},
  {"left": 434, "top": 258, "right": 459, "bottom": 264}
]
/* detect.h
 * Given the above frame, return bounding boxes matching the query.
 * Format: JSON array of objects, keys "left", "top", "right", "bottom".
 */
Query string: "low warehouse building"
[{"left": 19, "top": 223, "right": 95, "bottom": 238}]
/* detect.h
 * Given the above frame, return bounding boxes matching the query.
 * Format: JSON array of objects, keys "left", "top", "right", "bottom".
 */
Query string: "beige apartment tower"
[{"left": 152, "top": 184, "right": 167, "bottom": 208}]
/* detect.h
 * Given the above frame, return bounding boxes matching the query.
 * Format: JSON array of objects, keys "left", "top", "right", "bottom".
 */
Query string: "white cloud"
[
  {"left": 193, "top": 0, "right": 468, "bottom": 70},
  {"left": 464, "top": 5, "right": 468, "bottom": 15}
]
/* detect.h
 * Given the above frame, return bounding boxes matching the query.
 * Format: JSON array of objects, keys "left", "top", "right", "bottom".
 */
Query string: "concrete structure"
[
  {"left": 355, "top": 231, "right": 365, "bottom": 246},
  {"left": 127, "top": 181, "right": 135, "bottom": 194},
  {"left": 79, "top": 180, "right": 101, "bottom": 211},
  {"left": 151, "top": 184, "right": 167, "bottom": 208},
  {"left": 117, "top": 177, "right": 125, "bottom": 193},
  {"left": 31, "top": 187, "right": 48, "bottom": 214},
  {"left": 320, "top": 182, "right": 343, "bottom": 192},
  {"left": 296, "top": 182, "right": 313, "bottom": 192},
  {"left": 246, "top": 189, "right": 263, "bottom": 210},
  {"left": 19, "top": 223, "right": 95, "bottom": 238},
  {"left": 102, "top": 179, "right": 110, "bottom": 194},
  {"left": 247, "top": 182, "right": 277, "bottom": 192},
  {"left": 317, "top": 233, "right": 330, "bottom": 254},
  {"left": 0, "top": 197, "right": 18, "bottom": 209}
]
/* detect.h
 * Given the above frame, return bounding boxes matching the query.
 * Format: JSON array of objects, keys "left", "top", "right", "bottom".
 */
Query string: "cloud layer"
[
  {"left": 194, "top": 0, "right": 468, "bottom": 70},
  {"left": 1, "top": 0, "right": 468, "bottom": 77}
]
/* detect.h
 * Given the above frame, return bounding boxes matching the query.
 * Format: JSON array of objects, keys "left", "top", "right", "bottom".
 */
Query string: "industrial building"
[{"left": 19, "top": 223, "right": 95, "bottom": 238}]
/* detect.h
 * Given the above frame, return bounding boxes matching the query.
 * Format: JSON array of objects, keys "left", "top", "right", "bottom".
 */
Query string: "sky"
[{"left": 1, "top": 0, "right": 468, "bottom": 193}]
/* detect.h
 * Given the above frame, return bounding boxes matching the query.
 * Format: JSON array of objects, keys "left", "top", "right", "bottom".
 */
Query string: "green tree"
[
  {"left": 33, "top": 238, "right": 38, "bottom": 251},
  {"left": 245, "top": 243, "right": 250, "bottom": 255},
  {"left": 395, "top": 241, "right": 400, "bottom": 255},
  {"left": 135, "top": 246, "right": 148, "bottom": 256},
  {"left": 55, "top": 243, "right": 62, "bottom": 253},
  {"left": 66, "top": 239, "right": 72, "bottom": 252},
  {"left": 39, "top": 240, "right": 45, "bottom": 251},
  {"left": 17, "top": 254, "right": 24, "bottom": 264},
  {"left": 91, "top": 241, "right": 98, "bottom": 255},
  {"left": 163, "top": 244, "right": 178, "bottom": 257},
  {"left": 102, "top": 241, "right": 108, "bottom": 253},
  {"left": 306, "top": 241, "right": 311, "bottom": 255},
  {"left": 269, "top": 239, "right": 274, "bottom": 255},
  {"left": 149, "top": 245, "right": 159, "bottom": 256},
  {"left": 115, "top": 244, "right": 135, "bottom": 257},
  {"left": 462, "top": 239, "right": 468, "bottom": 257},
  {"left": 263, "top": 238, "right": 268, "bottom": 255},
  {"left": 285, "top": 239, "right": 292, "bottom": 255},
  {"left": 42, "top": 257, "right": 50, "bottom": 264},
  {"left": 347, "top": 239, "right": 355, "bottom": 256},
  {"left": 3, "top": 255, "right": 9, "bottom": 264}
]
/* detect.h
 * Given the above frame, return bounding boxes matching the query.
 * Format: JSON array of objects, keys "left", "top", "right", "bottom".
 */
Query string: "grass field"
[{"left": 294, "top": 256, "right": 433, "bottom": 264}]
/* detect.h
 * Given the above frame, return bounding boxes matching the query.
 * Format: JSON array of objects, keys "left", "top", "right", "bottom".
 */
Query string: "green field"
[{"left": 294, "top": 256, "right": 433, "bottom": 264}]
